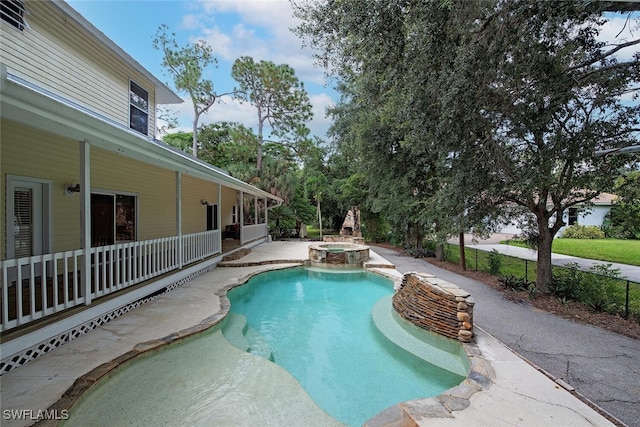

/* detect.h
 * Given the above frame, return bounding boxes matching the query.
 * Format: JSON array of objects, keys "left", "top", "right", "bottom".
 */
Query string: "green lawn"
[
  {"left": 504, "top": 239, "right": 640, "bottom": 267},
  {"left": 304, "top": 226, "right": 324, "bottom": 240}
]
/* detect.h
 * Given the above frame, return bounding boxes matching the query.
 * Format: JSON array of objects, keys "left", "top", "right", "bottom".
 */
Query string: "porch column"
[
  {"left": 254, "top": 195, "right": 258, "bottom": 225},
  {"left": 264, "top": 197, "right": 268, "bottom": 238},
  {"left": 239, "top": 191, "right": 244, "bottom": 244},
  {"left": 217, "top": 183, "right": 222, "bottom": 251},
  {"left": 80, "top": 140, "right": 92, "bottom": 305},
  {"left": 176, "top": 172, "right": 183, "bottom": 268}
]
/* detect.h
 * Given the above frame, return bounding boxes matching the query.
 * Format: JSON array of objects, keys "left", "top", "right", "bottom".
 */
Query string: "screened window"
[
  {"left": 129, "top": 81, "right": 148, "bottom": 135},
  {"left": 1, "top": 0, "right": 27, "bottom": 31}
]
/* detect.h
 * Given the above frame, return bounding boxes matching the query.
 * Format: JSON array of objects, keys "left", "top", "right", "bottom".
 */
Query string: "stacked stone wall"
[
  {"left": 322, "top": 235, "right": 365, "bottom": 244},
  {"left": 392, "top": 272, "right": 474, "bottom": 342}
]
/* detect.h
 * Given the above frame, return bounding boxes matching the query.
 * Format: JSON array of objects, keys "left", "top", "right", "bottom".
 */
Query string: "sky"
[
  {"left": 66, "top": 0, "right": 337, "bottom": 140},
  {"left": 66, "top": 1, "right": 637, "bottom": 144}
]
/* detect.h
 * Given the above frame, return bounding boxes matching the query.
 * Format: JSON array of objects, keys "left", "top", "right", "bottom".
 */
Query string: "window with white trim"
[
  {"left": 1, "top": 0, "right": 28, "bottom": 31},
  {"left": 129, "top": 80, "right": 148, "bottom": 135}
]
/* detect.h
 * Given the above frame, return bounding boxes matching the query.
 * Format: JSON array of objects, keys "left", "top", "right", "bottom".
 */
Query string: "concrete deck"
[{"left": 0, "top": 241, "right": 616, "bottom": 426}]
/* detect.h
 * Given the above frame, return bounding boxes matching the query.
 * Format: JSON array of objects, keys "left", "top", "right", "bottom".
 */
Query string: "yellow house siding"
[
  {"left": 181, "top": 175, "right": 219, "bottom": 234},
  {"left": 0, "top": 1, "right": 157, "bottom": 135},
  {"left": 90, "top": 148, "right": 176, "bottom": 240},
  {"left": 1, "top": 119, "right": 81, "bottom": 254},
  {"left": 0, "top": 121, "right": 184, "bottom": 258}
]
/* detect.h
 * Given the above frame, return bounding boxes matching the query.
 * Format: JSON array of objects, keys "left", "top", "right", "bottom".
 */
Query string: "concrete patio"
[{"left": 0, "top": 241, "right": 617, "bottom": 426}]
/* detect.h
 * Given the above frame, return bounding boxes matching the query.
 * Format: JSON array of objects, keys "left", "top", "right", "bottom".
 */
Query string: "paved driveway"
[{"left": 372, "top": 245, "right": 640, "bottom": 427}]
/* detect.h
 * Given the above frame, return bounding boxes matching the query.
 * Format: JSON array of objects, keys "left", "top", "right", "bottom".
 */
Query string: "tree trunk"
[
  {"left": 415, "top": 223, "right": 424, "bottom": 251},
  {"left": 257, "top": 144, "right": 263, "bottom": 171},
  {"left": 317, "top": 200, "right": 322, "bottom": 240},
  {"left": 435, "top": 243, "right": 445, "bottom": 261},
  {"left": 257, "top": 116, "right": 264, "bottom": 170},
  {"left": 536, "top": 226, "right": 554, "bottom": 293},
  {"left": 434, "top": 220, "right": 445, "bottom": 261},
  {"left": 459, "top": 232, "right": 466, "bottom": 270},
  {"left": 192, "top": 116, "right": 199, "bottom": 158}
]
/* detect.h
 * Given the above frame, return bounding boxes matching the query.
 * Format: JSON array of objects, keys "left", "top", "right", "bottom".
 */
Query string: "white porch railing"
[
  {"left": 0, "top": 230, "right": 221, "bottom": 332},
  {"left": 0, "top": 250, "right": 85, "bottom": 330},
  {"left": 182, "top": 230, "right": 221, "bottom": 265},
  {"left": 242, "top": 223, "right": 267, "bottom": 244}
]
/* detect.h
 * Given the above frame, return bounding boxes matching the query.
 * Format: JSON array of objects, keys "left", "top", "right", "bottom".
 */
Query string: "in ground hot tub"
[{"left": 308, "top": 243, "right": 370, "bottom": 268}]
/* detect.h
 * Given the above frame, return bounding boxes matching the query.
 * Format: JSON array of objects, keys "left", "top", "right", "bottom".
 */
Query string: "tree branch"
[{"left": 565, "top": 39, "right": 640, "bottom": 75}]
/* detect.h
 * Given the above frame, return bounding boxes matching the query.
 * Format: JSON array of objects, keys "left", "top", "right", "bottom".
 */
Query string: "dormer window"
[
  {"left": 129, "top": 80, "right": 149, "bottom": 135},
  {"left": 1, "top": 0, "right": 28, "bottom": 31}
]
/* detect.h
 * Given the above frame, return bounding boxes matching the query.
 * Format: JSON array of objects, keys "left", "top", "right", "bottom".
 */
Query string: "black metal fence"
[{"left": 443, "top": 245, "right": 639, "bottom": 321}]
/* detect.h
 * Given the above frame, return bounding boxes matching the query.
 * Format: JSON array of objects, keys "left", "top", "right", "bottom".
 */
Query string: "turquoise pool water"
[
  {"left": 64, "top": 267, "right": 466, "bottom": 427},
  {"left": 225, "top": 267, "right": 465, "bottom": 426}
]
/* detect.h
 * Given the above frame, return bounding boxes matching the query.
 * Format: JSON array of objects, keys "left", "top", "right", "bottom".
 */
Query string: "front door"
[
  {"left": 7, "top": 177, "right": 48, "bottom": 258},
  {"left": 6, "top": 176, "right": 51, "bottom": 283}
]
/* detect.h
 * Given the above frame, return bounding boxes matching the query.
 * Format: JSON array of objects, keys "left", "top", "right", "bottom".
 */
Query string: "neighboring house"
[
  {"left": 561, "top": 193, "right": 616, "bottom": 232},
  {"left": 0, "top": 0, "right": 281, "bottom": 374},
  {"left": 498, "top": 193, "right": 617, "bottom": 237}
]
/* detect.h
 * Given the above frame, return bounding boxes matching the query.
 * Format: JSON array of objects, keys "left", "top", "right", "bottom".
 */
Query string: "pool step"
[
  {"left": 222, "top": 313, "right": 274, "bottom": 361},
  {"left": 372, "top": 295, "right": 469, "bottom": 377},
  {"left": 245, "top": 327, "right": 275, "bottom": 362},
  {"left": 222, "top": 313, "right": 250, "bottom": 352}
]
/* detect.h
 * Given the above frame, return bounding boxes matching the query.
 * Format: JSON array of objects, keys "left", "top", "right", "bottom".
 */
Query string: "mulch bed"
[{"left": 374, "top": 243, "right": 640, "bottom": 340}]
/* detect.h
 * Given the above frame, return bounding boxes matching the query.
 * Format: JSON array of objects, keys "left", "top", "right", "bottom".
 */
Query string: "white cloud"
[
  {"left": 193, "top": 0, "right": 327, "bottom": 85},
  {"left": 205, "top": 95, "right": 259, "bottom": 127},
  {"left": 180, "top": 14, "right": 204, "bottom": 31},
  {"left": 309, "top": 92, "right": 335, "bottom": 139},
  {"left": 197, "top": 26, "right": 236, "bottom": 60},
  {"left": 199, "top": 0, "right": 299, "bottom": 30}
]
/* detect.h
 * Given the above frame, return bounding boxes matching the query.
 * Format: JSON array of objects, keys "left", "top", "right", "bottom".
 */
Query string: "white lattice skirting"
[{"left": 0, "top": 265, "right": 216, "bottom": 375}]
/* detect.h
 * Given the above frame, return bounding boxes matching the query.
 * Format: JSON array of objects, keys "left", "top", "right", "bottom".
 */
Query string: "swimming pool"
[
  {"left": 63, "top": 267, "right": 467, "bottom": 426},
  {"left": 224, "top": 267, "right": 466, "bottom": 426}
]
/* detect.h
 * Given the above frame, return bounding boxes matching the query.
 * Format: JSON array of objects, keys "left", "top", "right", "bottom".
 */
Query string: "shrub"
[
  {"left": 561, "top": 225, "right": 605, "bottom": 239},
  {"left": 550, "top": 262, "right": 583, "bottom": 300},
  {"left": 499, "top": 274, "right": 527, "bottom": 291},
  {"left": 404, "top": 246, "right": 435, "bottom": 258},
  {"left": 552, "top": 262, "right": 627, "bottom": 316},
  {"left": 487, "top": 249, "right": 502, "bottom": 275},
  {"left": 527, "top": 283, "right": 541, "bottom": 299}
]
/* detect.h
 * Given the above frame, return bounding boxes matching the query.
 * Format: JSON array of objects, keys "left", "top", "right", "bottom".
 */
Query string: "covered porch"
[{"left": 0, "top": 70, "right": 282, "bottom": 371}]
